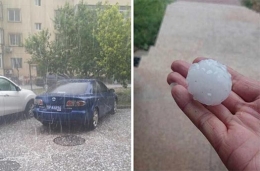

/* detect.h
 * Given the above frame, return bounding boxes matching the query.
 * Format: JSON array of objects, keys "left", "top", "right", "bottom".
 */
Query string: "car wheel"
[
  {"left": 24, "top": 100, "right": 34, "bottom": 118},
  {"left": 89, "top": 108, "right": 99, "bottom": 130},
  {"left": 111, "top": 99, "right": 117, "bottom": 115}
]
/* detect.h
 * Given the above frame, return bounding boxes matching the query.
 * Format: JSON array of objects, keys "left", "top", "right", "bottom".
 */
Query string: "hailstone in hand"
[{"left": 186, "top": 59, "right": 232, "bottom": 106}]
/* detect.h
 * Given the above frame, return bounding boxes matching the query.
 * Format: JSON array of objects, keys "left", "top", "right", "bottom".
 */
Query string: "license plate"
[{"left": 46, "top": 105, "right": 61, "bottom": 111}]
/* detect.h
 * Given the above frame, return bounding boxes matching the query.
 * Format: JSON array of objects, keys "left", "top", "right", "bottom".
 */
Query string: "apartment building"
[{"left": 0, "top": 0, "right": 131, "bottom": 84}]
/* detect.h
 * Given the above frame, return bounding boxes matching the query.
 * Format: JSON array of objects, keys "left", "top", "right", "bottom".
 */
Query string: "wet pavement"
[{"left": 0, "top": 109, "right": 131, "bottom": 171}]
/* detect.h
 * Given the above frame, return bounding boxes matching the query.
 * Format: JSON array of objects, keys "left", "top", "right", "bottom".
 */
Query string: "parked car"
[
  {"left": 0, "top": 76, "right": 36, "bottom": 117},
  {"left": 35, "top": 74, "right": 69, "bottom": 87},
  {"left": 46, "top": 74, "right": 69, "bottom": 86},
  {"left": 33, "top": 79, "right": 118, "bottom": 129}
]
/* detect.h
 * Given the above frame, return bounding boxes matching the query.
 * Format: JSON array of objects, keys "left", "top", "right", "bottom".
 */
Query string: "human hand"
[{"left": 167, "top": 57, "right": 260, "bottom": 171}]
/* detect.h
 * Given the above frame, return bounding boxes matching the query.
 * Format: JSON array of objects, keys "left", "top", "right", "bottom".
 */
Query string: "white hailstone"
[{"left": 186, "top": 59, "right": 232, "bottom": 106}]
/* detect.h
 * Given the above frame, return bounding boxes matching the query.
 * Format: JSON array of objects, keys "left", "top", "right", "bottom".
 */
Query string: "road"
[{"left": 0, "top": 109, "right": 131, "bottom": 171}]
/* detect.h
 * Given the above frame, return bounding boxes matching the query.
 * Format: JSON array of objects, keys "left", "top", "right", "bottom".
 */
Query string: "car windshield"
[{"left": 47, "top": 82, "right": 93, "bottom": 95}]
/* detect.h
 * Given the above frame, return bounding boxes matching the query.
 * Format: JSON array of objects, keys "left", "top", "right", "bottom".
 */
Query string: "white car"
[{"left": 0, "top": 76, "right": 36, "bottom": 117}]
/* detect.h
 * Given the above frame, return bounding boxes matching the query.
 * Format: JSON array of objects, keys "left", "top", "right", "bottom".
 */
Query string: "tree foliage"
[
  {"left": 24, "top": 1, "right": 131, "bottom": 87},
  {"left": 24, "top": 29, "right": 53, "bottom": 77},
  {"left": 96, "top": 4, "right": 131, "bottom": 87},
  {"left": 242, "top": 0, "right": 260, "bottom": 12}
]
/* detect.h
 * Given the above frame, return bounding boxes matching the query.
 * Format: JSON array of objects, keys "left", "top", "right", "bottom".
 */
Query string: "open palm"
[{"left": 167, "top": 57, "right": 260, "bottom": 171}]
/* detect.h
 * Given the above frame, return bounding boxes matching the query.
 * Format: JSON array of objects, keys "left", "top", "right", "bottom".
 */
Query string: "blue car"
[{"left": 33, "top": 79, "right": 118, "bottom": 129}]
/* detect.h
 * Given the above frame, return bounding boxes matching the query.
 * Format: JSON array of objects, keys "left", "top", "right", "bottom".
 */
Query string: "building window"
[
  {"left": 35, "top": 23, "right": 41, "bottom": 30},
  {"left": 55, "top": 10, "right": 60, "bottom": 18},
  {"left": 11, "top": 58, "right": 22, "bottom": 69},
  {"left": 35, "top": 0, "right": 41, "bottom": 6},
  {"left": 9, "top": 34, "right": 22, "bottom": 46},
  {"left": 0, "top": 54, "right": 2, "bottom": 68},
  {"left": 119, "top": 6, "right": 130, "bottom": 18},
  {"left": 119, "top": 6, "right": 127, "bottom": 13},
  {"left": 8, "top": 9, "right": 21, "bottom": 22}
]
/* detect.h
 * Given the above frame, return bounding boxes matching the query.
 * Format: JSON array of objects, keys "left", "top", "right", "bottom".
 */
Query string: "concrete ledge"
[{"left": 118, "top": 105, "right": 131, "bottom": 109}]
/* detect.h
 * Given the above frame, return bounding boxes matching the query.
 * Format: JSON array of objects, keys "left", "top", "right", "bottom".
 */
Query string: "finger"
[
  {"left": 231, "top": 72, "right": 260, "bottom": 102},
  {"left": 167, "top": 72, "right": 188, "bottom": 88},
  {"left": 234, "top": 111, "right": 260, "bottom": 135},
  {"left": 193, "top": 57, "right": 260, "bottom": 102},
  {"left": 222, "top": 91, "right": 246, "bottom": 114},
  {"left": 206, "top": 104, "right": 234, "bottom": 125},
  {"left": 192, "top": 57, "right": 207, "bottom": 63},
  {"left": 239, "top": 100, "right": 260, "bottom": 120},
  {"left": 171, "top": 60, "right": 191, "bottom": 78},
  {"left": 171, "top": 85, "right": 227, "bottom": 149}
]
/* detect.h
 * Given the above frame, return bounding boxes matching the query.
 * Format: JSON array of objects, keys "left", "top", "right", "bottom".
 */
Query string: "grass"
[
  {"left": 134, "top": 0, "right": 174, "bottom": 50},
  {"left": 114, "top": 87, "right": 131, "bottom": 106},
  {"left": 242, "top": 0, "right": 260, "bottom": 12},
  {"left": 32, "top": 87, "right": 131, "bottom": 107}
]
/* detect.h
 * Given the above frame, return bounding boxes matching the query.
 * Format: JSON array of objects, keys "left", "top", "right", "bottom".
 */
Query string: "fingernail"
[{"left": 170, "top": 82, "right": 178, "bottom": 88}]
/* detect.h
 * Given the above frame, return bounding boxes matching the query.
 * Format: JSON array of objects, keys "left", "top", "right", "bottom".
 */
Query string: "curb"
[{"left": 118, "top": 105, "right": 131, "bottom": 109}]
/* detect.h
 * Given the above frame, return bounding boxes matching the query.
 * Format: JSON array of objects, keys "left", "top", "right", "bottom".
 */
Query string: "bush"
[
  {"left": 115, "top": 87, "right": 131, "bottom": 106},
  {"left": 35, "top": 77, "right": 45, "bottom": 87},
  {"left": 242, "top": 0, "right": 260, "bottom": 12},
  {"left": 134, "top": 0, "right": 174, "bottom": 50}
]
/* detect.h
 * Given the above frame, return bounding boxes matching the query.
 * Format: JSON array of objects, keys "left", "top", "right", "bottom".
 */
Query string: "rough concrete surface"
[
  {"left": 134, "top": 1, "right": 260, "bottom": 171},
  {"left": 178, "top": 0, "right": 241, "bottom": 6}
]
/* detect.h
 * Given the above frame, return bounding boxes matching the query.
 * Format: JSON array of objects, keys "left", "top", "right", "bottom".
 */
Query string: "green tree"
[
  {"left": 53, "top": 2, "right": 102, "bottom": 78},
  {"left": 24, "top": 29, "right": 53, "bottom": 79},
  {"left": 73, "top": 2, "right": 104, "bottom": 78},
  {"left": 242, "top": 0, "right": 260, "bottom": 12},
  {"left": 96, "top": 4, "right": 131, "bottom": 87},
  {"left": 53, "top": 3, "right": 79, "bottom": 77},
  {"left": 25, "top": 2, "right": 131, "bottom": 88}
]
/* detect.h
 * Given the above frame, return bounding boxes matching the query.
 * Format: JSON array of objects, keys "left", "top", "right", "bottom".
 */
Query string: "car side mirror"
[
  {"left": 16, "top": 86, "right": 21, "bottom": 91},
  {"left": 109, "top": 89, "right": 115, "bottom": 93}
]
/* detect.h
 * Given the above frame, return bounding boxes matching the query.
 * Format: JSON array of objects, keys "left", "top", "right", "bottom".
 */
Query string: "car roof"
[{"left": 57, "top": 79, "right": 99, "bottom": 83}]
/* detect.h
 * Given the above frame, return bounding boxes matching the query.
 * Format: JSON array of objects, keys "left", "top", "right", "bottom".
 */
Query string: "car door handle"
[{"left": 4, "top": 94, "right": 9, "bottom": 97}]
